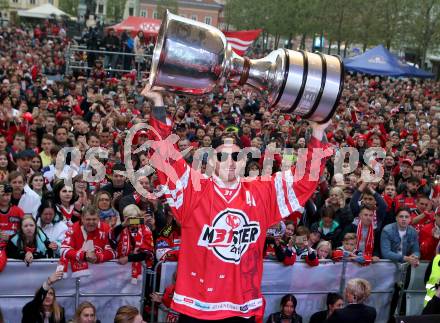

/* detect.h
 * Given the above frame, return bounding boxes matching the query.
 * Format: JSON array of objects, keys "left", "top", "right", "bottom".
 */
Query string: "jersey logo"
[{"left": 197, "top": 208, "right": 261, "bottom": 264}]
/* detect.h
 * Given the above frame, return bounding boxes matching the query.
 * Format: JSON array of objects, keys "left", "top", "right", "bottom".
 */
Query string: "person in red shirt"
[
  {"left": 411, "top": 194, "right": 434, "bottom": 233},
  {"left": 142, "top": 85, "right": 332, "bottom": 322},
  {"left": 0, "top": 182, "right": 24, "bottom": 271},
  {"left": 394, "top": 176, "right": 420, "bottom": 212},
  {"left": 60, "top": 205, "right": 115, "bottom": 277},
  {"left": 419, "top": 211, "right": 440, "bottom": 260}
]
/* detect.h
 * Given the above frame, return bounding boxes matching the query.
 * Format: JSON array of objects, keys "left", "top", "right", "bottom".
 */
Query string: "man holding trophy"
[{"left": 141, "top": 11, "right": 344, "bottom": 323}]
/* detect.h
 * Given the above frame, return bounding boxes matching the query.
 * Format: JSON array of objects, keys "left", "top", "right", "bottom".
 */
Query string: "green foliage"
[
  {"left": 224, "top": 0, "right": 440, "bottom": 63},
  {"left": 106, "top": 0, "right": 127, "bottom": 22},
  {"left": 59, "top": 0, "right": 80, "bottom": 16},
  {"left": 157, "top": 0, "right": 178, "bottom": 19}
]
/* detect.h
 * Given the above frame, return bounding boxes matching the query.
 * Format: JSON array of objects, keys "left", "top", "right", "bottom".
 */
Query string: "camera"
[
  {"left": 0, "top": 184, "right": 12, "bottom": 193},
  {"left": 128, "top": 217, "right": 144, "bottom": 225}
]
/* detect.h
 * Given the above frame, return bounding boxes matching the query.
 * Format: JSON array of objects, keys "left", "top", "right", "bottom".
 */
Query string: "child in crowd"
[
  {"left": 316, "top": 240, "right": 332, "bottom": 260},
  {"left": 333, "top": 233, "right": 371, "bottom": 265},
  {"left": 275, "top": 225, "right": 319, "bottom": 266}
]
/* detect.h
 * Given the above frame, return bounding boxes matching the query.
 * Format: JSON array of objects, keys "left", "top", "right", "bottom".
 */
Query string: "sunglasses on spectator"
[{"left": 216, "top": 152, "right": 240, "bottom": 162}]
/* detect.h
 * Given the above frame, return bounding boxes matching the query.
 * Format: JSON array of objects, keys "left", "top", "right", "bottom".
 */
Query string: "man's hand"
[
  {"left": 150, "top": 292, "right": 162, "bottom": 303},
  {"left": 141, "top": 84, "right": 164, "bottom": 106},
  {"left": 118, "top": 256, "right": 129, "bottom": 265},
  {"left": 309, "top": 120, "right": 332, "bottom": 141},
  {"left": 85, "top": 251, "right": 97, "bottom": 264}
]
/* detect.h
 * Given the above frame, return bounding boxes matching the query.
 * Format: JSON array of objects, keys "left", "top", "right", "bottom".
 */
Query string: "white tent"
[{"left": 18, "top": 3, "right": 74, "bottom": 20}]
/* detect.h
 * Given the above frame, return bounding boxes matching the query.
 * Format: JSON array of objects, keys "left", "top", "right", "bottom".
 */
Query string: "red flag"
[{"left": 223, "top": 29, "right": 262, "bottom": 56}]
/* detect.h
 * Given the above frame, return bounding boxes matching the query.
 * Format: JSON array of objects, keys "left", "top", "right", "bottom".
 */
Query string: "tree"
[
  {"left": 399, "top": 0, "right": 440, "bottom": 66},
  {"left": 60, "top": 0, "right": 80, "bottom": 17},
  {"left": 106, "top": 0, "right": 127, "bottom": 23},
  {"left": 157, "top": 0, "right": 178, "bottom": 19}
]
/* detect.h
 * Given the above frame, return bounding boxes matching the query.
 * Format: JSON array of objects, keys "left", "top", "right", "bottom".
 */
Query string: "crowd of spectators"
[{"left": 0, "top": 20, "right": 439, "bottom": 322}]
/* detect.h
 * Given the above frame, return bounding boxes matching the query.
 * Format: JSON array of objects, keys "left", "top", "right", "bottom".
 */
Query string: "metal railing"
[
  {"left": 0, "top": 259, "right": 149, "bottom": 322},
  {"left": 151, "top": 259, "right": 406, "bottom": 323},
  {"left": 65, "top": 44, "right": 153, "bottom": 80}
]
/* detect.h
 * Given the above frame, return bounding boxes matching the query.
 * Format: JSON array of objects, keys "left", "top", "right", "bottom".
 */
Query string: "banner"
[
  {"left": 0, "top": 260, "right": 144, "bottom": 323},
  {"left": 223, "top": 29, "right": 262, "bottom": 56},
  {"left": 159, "top": 260, "right": 402, "bottom": 323}
]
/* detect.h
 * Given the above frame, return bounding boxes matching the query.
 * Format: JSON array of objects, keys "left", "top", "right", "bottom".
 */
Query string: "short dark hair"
[
  {"left": 326, "top": 292, "right": 343, "bottom": 308},
  {"left": 320, "top": 206, "right": 335, "bottom": 220},
  {"left": 406, "top": 176, "right": 420, "bottom": 184},
  {"left": 359, "top": 204, "right": 375, "bottom": 213},
  {"left": 395, "top": 207, "right": 411, "bottom": 216}
]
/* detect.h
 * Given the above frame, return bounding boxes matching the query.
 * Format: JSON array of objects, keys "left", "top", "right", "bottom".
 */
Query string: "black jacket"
[
  {"left": 309, "top": 310, "right": 328, "bottom": 323},
  {"left": 422, "top": 295, "right": 440, "bottom": 315},
  {"left": 326, "top": 304, "right": 376, "bottom": 323},
  {"left": 22, "top": 286, "right": 66, "bottom": 323},
  {"left": 266, "top": 312, "right": 302, "bottom": 323}
]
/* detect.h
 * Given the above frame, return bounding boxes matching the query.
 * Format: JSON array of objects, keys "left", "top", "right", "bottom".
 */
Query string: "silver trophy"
[{"left": 150, "top": 12, "right": 344, "bottom": 123}]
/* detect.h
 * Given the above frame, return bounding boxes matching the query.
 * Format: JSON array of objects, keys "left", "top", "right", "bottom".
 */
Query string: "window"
[
  {"left": 191, "top": 14, "right": 198, "bottom": 21},
  {"left": 49, "top": 0, "right": 54, "bottom": 4},
  {"left": 98, "top": 4, "right": 104, "bottom": 14},
  {"left": 12, "top": 0, "right": 18, "bottom": 3},
  {"left": 30, "top": 0, "right": 36, "bottom": 4},
  {"left": 141, "top": 10, "right": 147, "bottom": 17},
  {"left": 153, "top": 10, "right": 158, "bottom": 19},
  {"left": 129, "top": 7, "right": 134, "bottom": 16},
  {"left": 205, "top": 16, "right": 212, "bottom": 25}
]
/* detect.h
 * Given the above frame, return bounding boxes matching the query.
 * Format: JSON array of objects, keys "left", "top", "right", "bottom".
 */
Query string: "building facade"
[
  {"left": 1, "top": 0, "right": 60, "bottom": 24},
  {"left": 125, "top": 0, "right": 223, "bottom": 27}
]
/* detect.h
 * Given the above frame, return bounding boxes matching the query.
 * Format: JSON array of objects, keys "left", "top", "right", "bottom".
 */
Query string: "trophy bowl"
[{"left": 150, "top": 11, "right": 344, "bottom": 123}]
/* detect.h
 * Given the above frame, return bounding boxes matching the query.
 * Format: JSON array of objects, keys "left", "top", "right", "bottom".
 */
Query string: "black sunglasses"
[{"left": 216, "top": 152, "right": 240, "bottom": 162}]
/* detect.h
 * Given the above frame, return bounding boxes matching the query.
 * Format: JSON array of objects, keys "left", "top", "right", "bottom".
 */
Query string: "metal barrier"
[
  {"left": 403, "top": 261, "right": 430, "bottom": 316},
  {"left": 0, "top": 259, "right": 149, "bottom": 323},
  {"left": 152, "top": 260, "right": 405, "bottom": 323},
  {"left": 65, "top": 44, "right": 152, "bottom": 79}
]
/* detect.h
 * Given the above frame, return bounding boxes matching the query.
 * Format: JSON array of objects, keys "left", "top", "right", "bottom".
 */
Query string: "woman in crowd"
[
  {"left": 266, "top": 294, "right": 303, "bottom": 323},
  {"left": 326, "top": 278, "right": 376, "bottom": 323},
  {"left": 30, "top": 155, "right": 43, "bottom": 173},
  {"left": 36, "top": 198, "right": 68, "bottom": 257},
  {"left": 95, "top": 190, "right": 119, "bottom": 229},
  {"left": 52, "top": 179, "right": 81, "bottom": 225},
  {"left": 114, "top": 305, "right": 145, "bottom": 323},
  {"left": 29, "top": 172, "right": 46, "bottom": 197},
  {"left": 7, "top": 215, "right": 53, "bottom": 264},
  {"left": 72, "top": 301, "right": 100, "bottom": 323},
  {"left": 22, "top": 268, "right": 65, "bottom": 323},
  {"left": 309, "top": 292, "right": 344, "bottom": 323},
  {"left": 325, "top": 187, "right": 353, "bottom": 229},
  {"left": 0, "top": 151, "right": 14, "bottom": 181}
]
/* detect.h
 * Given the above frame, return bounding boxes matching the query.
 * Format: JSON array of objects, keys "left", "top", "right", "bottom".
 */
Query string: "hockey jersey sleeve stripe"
[
  {"left": 274, "top": 172, "right": 290, "bottom": 218},
  {"left": 161, "top": 165, "right": 190, "bottom": 210},
  {"left": 166, "top": 165, "right": 190, "bottom": 199},
  {"left": 284, "top": 170, "right": 301, "bottom": 212}
]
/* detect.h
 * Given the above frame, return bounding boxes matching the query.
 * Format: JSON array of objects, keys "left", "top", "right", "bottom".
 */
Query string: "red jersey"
[
  {"left": 419, "top": 222, "right": 440, "bottom": 260},
  {"left": 0, "top": 205, "right": 24, "bottom": 248},
  {"left": 151, "top": 116, "right": 331, "bottom": 320},
  {"left": 60, "top": 221, "right": 115, "bottom": 263}
]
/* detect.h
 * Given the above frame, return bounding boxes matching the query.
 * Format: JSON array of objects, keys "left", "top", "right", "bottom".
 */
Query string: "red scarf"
[
  {"left": 356, "top": 222, "right": 374, "bottom": 257},
  {"left": 117, "top": 225, "right": 153, "bottom": 284}
]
